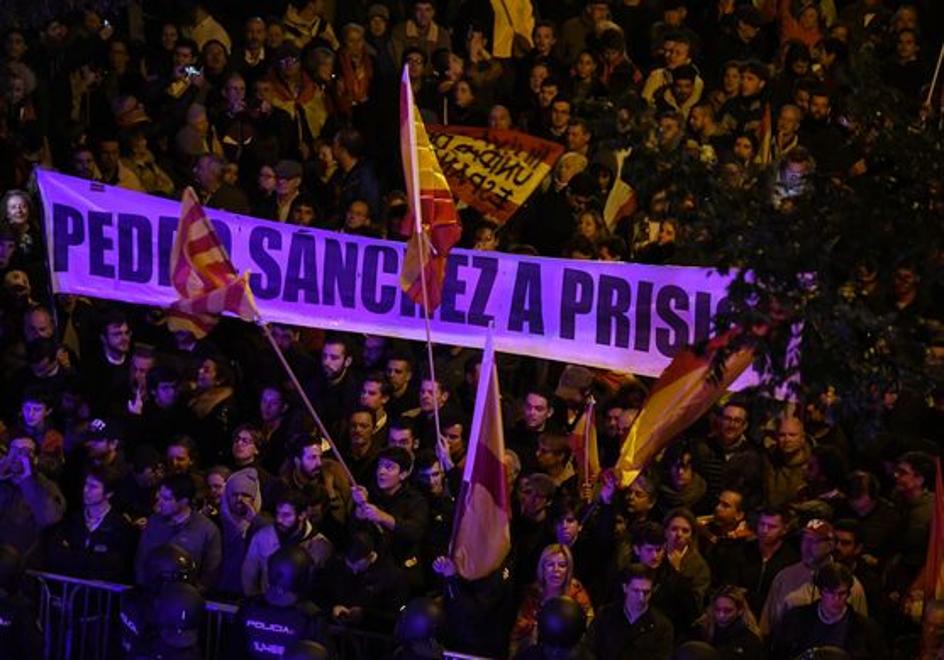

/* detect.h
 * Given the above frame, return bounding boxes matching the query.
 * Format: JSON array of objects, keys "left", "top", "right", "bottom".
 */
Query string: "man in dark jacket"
[
  {"left": 317, "top": 528, "right": 409, "bottom": 634},
  {"left": 582, "top": 563, "right": 673, "bottom": 660},
  {"left": 46, "top": 466, "right": 136, "bottom": 582},
  {"left": 770, "top": 562, "right": 886, "bottom": 660},
  {"left": 352, "top": 447, "right": 429, "bottom": 590}
]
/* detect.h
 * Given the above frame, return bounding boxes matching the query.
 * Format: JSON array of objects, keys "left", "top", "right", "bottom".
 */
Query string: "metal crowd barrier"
[
  {"left": 25, "top": 571, "right": 494, "bottom": 659},
  {"left": 27, "top": 570, "right": 130, "bottom": 660}
]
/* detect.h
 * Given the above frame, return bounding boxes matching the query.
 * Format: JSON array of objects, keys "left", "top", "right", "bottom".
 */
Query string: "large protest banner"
[
  {"left": 38, "top": 170, "right": 749, "bottom": 384},
  {"left": 426, "top": 126, "right": 563, "bottom": 225}
]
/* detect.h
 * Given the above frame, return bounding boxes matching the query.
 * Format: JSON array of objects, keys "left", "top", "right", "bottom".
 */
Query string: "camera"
[{"left": 184, "top": 66, "right": 202, "bottom": 78}]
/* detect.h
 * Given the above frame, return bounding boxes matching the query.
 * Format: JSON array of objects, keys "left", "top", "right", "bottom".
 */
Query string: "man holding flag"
[{"left": 431, "top": 328, "right": 515, "bottom": 657}]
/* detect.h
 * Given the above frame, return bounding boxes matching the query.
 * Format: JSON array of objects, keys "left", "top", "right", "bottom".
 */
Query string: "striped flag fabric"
[
  {"left": 569, "top": 398, "right": 601, "bottom": 485},
  {"left": 167, "top": 187, "right": 257, "bottom": 338},
  {"left": 915, "top": 458, "right": 944, "bottom": 600},
  {"left": 451, "top": 329, "right": 511, "bottom": 580},
  {"left": 758, "top": 102, "right": 772, "bottom": 165},
  {"left": 616, "top": 330, "right": 755, "bottom": 487},
  {"left": 491, "top": 0, "right": 535, "bottom": 57},
  {"left": 399, "top": 66, "right": 462, "bottom": 313},
  {"left": 915, "top": 458, "right": 944, "bottom": 658}
]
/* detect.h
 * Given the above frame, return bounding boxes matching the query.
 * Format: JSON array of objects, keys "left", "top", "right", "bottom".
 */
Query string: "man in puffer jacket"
[{"left": 241, "top": 489, "right": 333, "bottom": 597}]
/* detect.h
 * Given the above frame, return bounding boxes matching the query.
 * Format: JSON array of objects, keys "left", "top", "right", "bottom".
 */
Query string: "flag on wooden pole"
[
  {"left": 616, "top": 330, "right": 755, "bottom": 487},
  {"left": 451, "top": 327, "right": 511, "bottom": 580},
  {"left": 167, "top": 187, "right": 256, "bottom": 338},
  {"left": 399, "top": 66, "right": 461, "bottom": 313}
]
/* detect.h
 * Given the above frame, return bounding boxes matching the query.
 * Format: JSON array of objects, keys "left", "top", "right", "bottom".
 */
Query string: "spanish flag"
[
  {"left": 399, "top": 66, "right": 461, "bottom": 314},
  {"left": 915, "top": 458, "right": 944, "bottom": 658},
  {"left": 167, "top": 187, "right": 257, "bottom": 338},
  {"left": 616, "top": 330, "right": 755, "bottom": 487},
  {"left": 451, "top": 328, "right": 511, "bottom": 580},
  {"left": 491, "top": 0, "right": 535, "bottom": 58},
  {"left": 570, "top": 398, "right": 601, "bottom": 485}
]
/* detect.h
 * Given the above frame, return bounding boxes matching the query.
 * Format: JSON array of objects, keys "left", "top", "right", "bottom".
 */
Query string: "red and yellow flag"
[
  {"left": 914, "top": 459, "right": 944, "bottom": 658},
  {"left": 451, "top": 329, "right": 511, "bottom": 580},
  {"left": 399, "top": 66, "right": 461, "bottom": 313},
  {"left": 616, "top": 330, "right": 755, "bottom": 487},
  {"left": 569, "top": 398, "right": 601, "bottom": 485},
  {"left": 167, "top": 187, "right": 256, "bottom": 338}
]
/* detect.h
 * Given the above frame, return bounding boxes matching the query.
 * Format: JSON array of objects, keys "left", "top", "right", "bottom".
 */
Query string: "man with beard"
[
  {"left": 135, "top": 473, "right": 221, "bottom": 593},
  {"left": 217, "top": 468, "right": 269, "bottom": 597},
  {"left": 305, "top": 335, "right": 359, "bottom": 439},
  {"left": 242, "top": 490, "right": 333, "bottom": 596},
  {"left": 277, "top": 436, "right": 349, "bottom": 542}
]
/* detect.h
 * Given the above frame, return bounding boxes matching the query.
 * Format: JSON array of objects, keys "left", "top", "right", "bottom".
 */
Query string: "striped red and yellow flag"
[
  {"left": 166, "top": 187, "right": 256, "bottom": 338},
  {"left": 451, "top": 329, "right": 511, "bottom": 580},
  {"left": 616, "top": 329, "right": 755, "bottom": 487},
  {"left": 399, "top": 66, "right": 461, "bottom": 313},
  {"left": 569, "top": 398, "right": 601, "bottom": 485}
]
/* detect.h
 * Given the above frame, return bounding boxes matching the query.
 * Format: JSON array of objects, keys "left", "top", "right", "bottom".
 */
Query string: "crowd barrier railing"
[{"left": 25, "top": 571, "right": 494, "bottom": 660}]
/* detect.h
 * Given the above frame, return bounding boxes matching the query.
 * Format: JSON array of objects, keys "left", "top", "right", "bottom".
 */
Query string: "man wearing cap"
[
  {"left": 352, "top": 446, "right": 429, "bottom": 589},
  {"left": 261, "top": 158, "right": 303, "bottom": 222},
  {"left": 760, "top": 518, "right": 868, "bottom": 635}
]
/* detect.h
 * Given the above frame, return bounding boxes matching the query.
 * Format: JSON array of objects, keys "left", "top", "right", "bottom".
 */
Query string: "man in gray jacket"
[
  {"left": 0, "top": 435, "right": 65, "bottom": 557},
  {"left": 135, "top": 473, "right": 221, "bottom": 592}
]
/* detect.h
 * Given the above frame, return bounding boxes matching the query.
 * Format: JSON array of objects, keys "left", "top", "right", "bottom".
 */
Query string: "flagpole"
[
  {"left": 582, "top": 395, "right": 595, "bottom": 489},
  {"left": 404, "top": 66, "right": 444, "bottom": 460},
  {"left": 926, "top": 43, "right": 944, "bottom": 109},
  {"left": 254, "top": 314, "right": 358, "bottom": 487}
]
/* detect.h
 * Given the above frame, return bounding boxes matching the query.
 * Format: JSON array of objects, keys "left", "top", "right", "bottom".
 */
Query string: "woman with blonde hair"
[
  {"left": 692, "top": 585, "right": 763, "bottom": 659},
  {"left": 509, "top": 543, "right": 594, "bottom": 656}
]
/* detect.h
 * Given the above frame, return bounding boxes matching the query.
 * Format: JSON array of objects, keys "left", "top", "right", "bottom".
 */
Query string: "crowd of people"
[{"left": 0, "top": 0, "right": 942, "bottom": 658}]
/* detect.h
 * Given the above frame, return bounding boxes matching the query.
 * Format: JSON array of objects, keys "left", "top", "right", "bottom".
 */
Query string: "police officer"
[
  {"left": 391, "top": 597, "right": 445, "bottom": 659},
  {"left": 120, "top": 543, "right": 197, "bottom": 658},
  {"left": 284, "top": 640, "right": 332, "bottom": 660},
  {"left": 514, "top": 596, "right": 592, "bottom": 660},
  {"left": 234, "top": 546, "right": 331, "bottom": 658},
  {"left": 0, "top": 544, "right": 42, "bottom": 657},
  {"left": 144, "top": 582, "right": 205, "bottom": 659}
]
